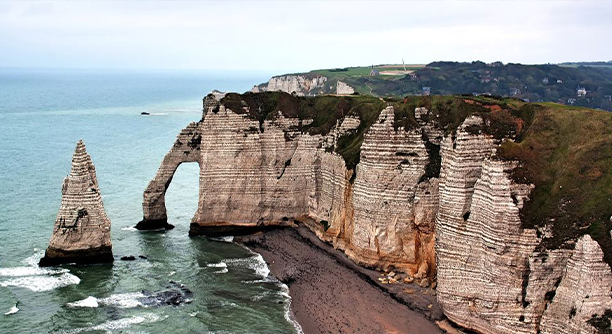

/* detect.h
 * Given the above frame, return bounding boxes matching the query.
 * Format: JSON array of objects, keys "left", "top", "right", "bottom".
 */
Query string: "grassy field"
[{"left": 312, "top": 64, "right": 425, "bottom": 78}]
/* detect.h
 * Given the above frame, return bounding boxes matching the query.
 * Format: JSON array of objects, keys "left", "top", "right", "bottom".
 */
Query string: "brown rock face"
[{"left": 40, "top": 140, "right": 112, "bottom": 266}]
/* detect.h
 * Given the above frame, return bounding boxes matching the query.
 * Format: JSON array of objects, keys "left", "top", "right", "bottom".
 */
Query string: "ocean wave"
[
  {"left": 23, "top": 250, "right": 44, "bottom": 266},
  {"left": 209, "top": 236, "right": 234, "bottom": 243},
  {"left": 120, "top": 226, "right": 138, "bottom": 232},
  {"left": 67, "top": 296, "right": 99, "bottom": 308},
  {"left": 280, "top": 283, "right": 303, "bottom": 334},
  {"left": 100, "top": 292, "right": 145, "bottom": 308},
  {"left": 4, "top": 304, "right": 19, "bottom": 315},
  {"left": 214, "top": 268, "right": 228, "bottom": 274},
  {"left": 226, "top": 254, "right": 269, "bottom": 279},
  {"left": 0, "top": 273, "right": 80, "bottom": 292},
  {"left": 0, "top": 251, "right": 80, "bottom": 292},
  {"left": 0, "top": 266, "right": 69, "bottom": 277},
  {"left": 63, "top": 313, "right": 165, "bottom": 333},
  {"left": 206, "top": 261, "right": 227, "bottom": 269},
  {"left": 68, "top": 292, "right": 145, "bottom": 309}
]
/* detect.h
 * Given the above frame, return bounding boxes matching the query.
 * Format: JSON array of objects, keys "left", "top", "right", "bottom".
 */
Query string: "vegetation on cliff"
[
  {"left": 220, "top": 92, "right": 385, "bottom": 169},
  {"left": 497, "top": 102, "right": 612, "bottom": 268}
]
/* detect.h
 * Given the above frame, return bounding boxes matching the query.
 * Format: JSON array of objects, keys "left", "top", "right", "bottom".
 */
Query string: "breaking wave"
[
  {"left": 67, "top": 292, "right": 145, "bottom": 309},
  {"left": 4, "top": 304, "right": 19, "bottom": 315},
  {"left": 63, "top": 313, "right": 165, "bottom": 333},
  {"left": 0, "top": 251, "right": 80, "bottom": 292}
]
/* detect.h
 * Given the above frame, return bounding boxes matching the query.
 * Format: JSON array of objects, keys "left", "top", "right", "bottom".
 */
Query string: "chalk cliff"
[
  {"left": 252, "top": 74, "right": 355, "bottom": 96},
  {"left": 40, "top": 140, "right": 113, "bottom": 266},
  {"left": 139, "top": 92, "right": 612, "bottom": 333}
]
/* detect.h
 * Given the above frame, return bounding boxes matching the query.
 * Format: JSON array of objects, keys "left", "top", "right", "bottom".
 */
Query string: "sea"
[{"left": 0, "top": 68, "right": 302, "bottom": 334}]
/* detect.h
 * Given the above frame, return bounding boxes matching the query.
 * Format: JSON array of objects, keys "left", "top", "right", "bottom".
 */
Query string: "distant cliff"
[
  {"left": 252, "top": 73, "right": 354, "bottom": 96},
  {"left": 255, "top": 61, "right": 612, "bottom": 111},
  {"left": 139, "top": 92, "right": 612, "bottom": 333}
]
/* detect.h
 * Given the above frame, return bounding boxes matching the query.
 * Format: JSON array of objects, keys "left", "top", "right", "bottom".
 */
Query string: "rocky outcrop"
[
  {"left": 336, "top": 81, "right": 355, "bottom": 95},
  {"left": 40, "top": 140, "right": 112, "bottom": 266},
  {"left": 253, "top": 74, "right": 355, "bottom": 96},
  {"left": 540, "top": 234, "right": 612, "bottom": 334}
]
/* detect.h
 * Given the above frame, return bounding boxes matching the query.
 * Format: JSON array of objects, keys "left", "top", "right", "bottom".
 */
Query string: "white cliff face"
[
  {"left": 140, "top": 94, "right": 612, "bottom": 333},
  {"left": 435, "top": 117, "right": 612, "bottom": 334},
  {"left": 349, "top": 106, "right": 436, "bottom": 273},
  {"left": 336, "top": 81, "right": 355, "bottom": 95},
  {"left": 254, "top": 74, "right": 356, "bottom": 96},
  {"left": 540, "top": 235, "right": 612, "bottom": 334},
  {"left": 254, "top": 75, "right": 328, "bottom": 96},
  {"left": 140, "top": 99, "right": 440, "bottom": 277},
  {"left": 40, "top": 140, "right": 112, "bottom": 266}
]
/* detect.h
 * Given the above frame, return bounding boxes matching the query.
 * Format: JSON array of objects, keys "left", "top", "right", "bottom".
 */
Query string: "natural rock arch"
[{"left": 136, "top": 122, "right": 202, "bottom": 230}]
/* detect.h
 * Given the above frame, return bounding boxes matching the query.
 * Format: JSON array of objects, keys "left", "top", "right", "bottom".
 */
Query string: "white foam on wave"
[
  {"left": 67, "top": 296, "right": 99, "bottom": 308},
  {"left": 210, "top": 236, "right": 234, "bottom": 243},
  {"left": 120, "top": 226, "right": 138, "bottom": 232},
  {"left": 206, "top": 261, "right": 227, "bottom": 268},
  {"left": 0, "top": 266, "right": 69, "bottom": 277},
  {"left": 0, "top": 251, "right": 80, "bottom": 292},
  {"left": 279, "top": 283, "right": 304, "bottom": 334},
  {"left": 0, "top": 272, "right": 80, "bottom": 292},
  {"left": 4, "top": 304, "right": 19, "bottom": 315},
  {"left": 226, "top": 254, "right": 270, "bottom": 279},
  {"left": 67, "top": 292, "right": 146, "bottom": 309},
  {"left": 23, "top": 251, "right": 44, "bottom": 267},
  {"left": 214, "top": 268, "right": 228, "bottom": 274},
  {"left": 100, "top": 292, "right": 145, "bottom": 308},
  {"left": 65, "top": 313, "right": 165, "bottom": 333}
]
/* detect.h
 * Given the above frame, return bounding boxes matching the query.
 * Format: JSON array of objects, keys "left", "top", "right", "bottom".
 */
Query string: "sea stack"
[{"left": 39, "top": 140, "right": 113, "bottom": 266}]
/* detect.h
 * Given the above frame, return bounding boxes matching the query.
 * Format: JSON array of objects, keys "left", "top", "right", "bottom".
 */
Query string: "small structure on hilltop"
[
  {"left": 369, "top": 65, "right": 380, "bottom": 76},
  {"left": 39, "top": 140, "right": 113, "bottom": 266}
]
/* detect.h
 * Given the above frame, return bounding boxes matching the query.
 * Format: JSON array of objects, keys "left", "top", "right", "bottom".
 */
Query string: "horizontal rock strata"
[
  {"left": 40, "top": 140, "right": 112, "bottom": 266},
  {"left": 140, "top": 92, "right": 612, "bottom": 333}
]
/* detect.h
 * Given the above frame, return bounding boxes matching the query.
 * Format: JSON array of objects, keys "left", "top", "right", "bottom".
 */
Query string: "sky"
[{"left": 0, "top": 0, "right": 611, "bottom": 72}]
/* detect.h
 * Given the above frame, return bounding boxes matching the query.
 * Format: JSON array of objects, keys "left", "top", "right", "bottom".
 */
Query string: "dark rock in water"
[
  {"left": 141, "top": 112, "right": 150, "bottom": 115},
  {"left": 120, "top": 256, "right": 136, "bottom": 261},
  {"left": 135, "top": 218, "right": 175, "bottom": 231},
  {"left": 138, "top": 281, "right": 193, "bottom": 307},
  {"left": 138, "top": 255, "right": 147, "bottom": 259}
]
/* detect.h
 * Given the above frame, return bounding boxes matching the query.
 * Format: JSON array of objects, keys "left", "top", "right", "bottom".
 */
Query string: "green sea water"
[{"left": 0, "top": 68, "right": 301, "bottom": 334}]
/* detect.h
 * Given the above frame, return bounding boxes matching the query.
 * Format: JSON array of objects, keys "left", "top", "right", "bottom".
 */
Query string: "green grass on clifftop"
[{"left": 497, "top": 103, "right": 612, "bottom": 266}]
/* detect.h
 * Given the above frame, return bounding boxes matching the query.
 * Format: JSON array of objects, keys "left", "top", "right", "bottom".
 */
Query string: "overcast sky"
[{"left": 0, "top": 1, "right": 611, "bottom": 72}]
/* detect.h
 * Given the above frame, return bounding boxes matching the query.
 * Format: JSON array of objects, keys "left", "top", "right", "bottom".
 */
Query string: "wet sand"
[{"left": 237, "top": 225, "right": 446, "bottom": 334}]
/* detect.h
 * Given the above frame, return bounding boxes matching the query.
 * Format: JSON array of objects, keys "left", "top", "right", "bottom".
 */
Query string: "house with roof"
[{"left": 369, "top": 66, "right": 380, "bottom": 76}]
